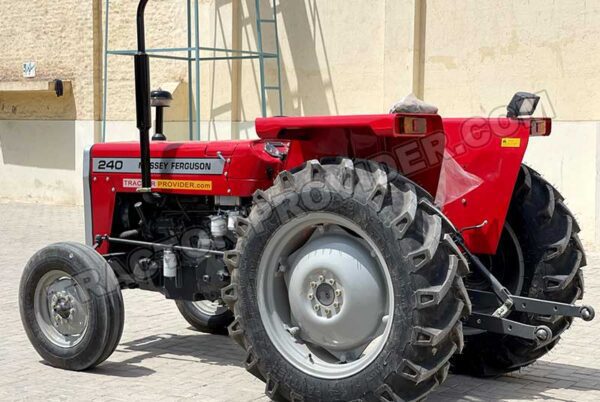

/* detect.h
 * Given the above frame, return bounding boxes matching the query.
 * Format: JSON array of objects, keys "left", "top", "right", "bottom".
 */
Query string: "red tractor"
[{"left": 19, "top": 2, "right": 594, "bottom": 401}]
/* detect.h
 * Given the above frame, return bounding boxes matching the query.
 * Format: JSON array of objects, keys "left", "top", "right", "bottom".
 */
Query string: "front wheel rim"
[
  {"left": 33, "top": 270, "right": 90, "bottom": 348},
  {"left": 257, "top": 212, "right": 394, "bottom": 379}
]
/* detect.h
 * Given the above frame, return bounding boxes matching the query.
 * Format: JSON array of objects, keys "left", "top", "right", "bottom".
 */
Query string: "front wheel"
[
  {"left": 222, "top": 159, "right": 471, "bottom": 401},
  {"left": 19, "top": 242, "right": 124, "bottom": 371}
]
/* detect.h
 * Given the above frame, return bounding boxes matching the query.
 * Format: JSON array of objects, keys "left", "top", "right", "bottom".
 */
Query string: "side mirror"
[
  {"left": 150, "top": 89, "right": 173, "bottom": 141},
  {"left": 507, "top": 92, "right": 540, "bottom": 118}
]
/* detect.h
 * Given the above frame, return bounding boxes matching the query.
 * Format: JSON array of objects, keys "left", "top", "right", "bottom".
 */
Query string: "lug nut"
[
  {"left": 335, "top": 289, "right": 342, "bottom": 297},
  {"left": 318, "top": 275, "right": 324, "bottom": 282},
  {"left": 314, "top": 304, "right": 320, "bottom": 311},
  {"left": 324, "top": 309, "right": 331, "bottom": 316},
  {"left": 327, "top": 279, "right": 335, "bottom": 285},
  {"left": 308, "top": 294, "right": 314, "bottom": 300},
  {"left": 333, "top": 302, "right": 339, "bottom": 309},
  {"left": 310, "top": 282, "right": 317, "bottom": 288}
]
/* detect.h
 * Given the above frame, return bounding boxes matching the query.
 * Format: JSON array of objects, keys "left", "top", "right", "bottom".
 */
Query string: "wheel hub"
[
  {"left": 286, "top": 232, "right": 386, "bottom": 352},
  {"left": 315, "top": 282, "right": 335, "bottom": 306},
  {"left": 52, "top": 292, "right": 74, "bottom": 320},
  {"left": 306, "top": 273, "right": 343, "bottom": 317},
  {"left": 34, "top": 271, "right": 89, "bottom": 347}
]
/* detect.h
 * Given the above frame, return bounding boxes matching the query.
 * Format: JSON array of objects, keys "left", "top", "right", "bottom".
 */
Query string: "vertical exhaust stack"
[{"left": 134, "top": 0, "right": 152, "bottom": 192}]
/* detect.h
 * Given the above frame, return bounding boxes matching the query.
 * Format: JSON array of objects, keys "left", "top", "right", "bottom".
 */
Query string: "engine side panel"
[{"left": 88, "top": 140, "right": 285, "bottom": 253}]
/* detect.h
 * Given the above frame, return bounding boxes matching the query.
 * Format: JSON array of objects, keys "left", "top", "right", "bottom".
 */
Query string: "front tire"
[
  {"left": 223, "top": 159, "right": 471, "bottom": 401},
  {"left": 19, "top": 242, "right": 124, "bottom": 371},
  {"left": 452, "top": 164, "right": 586, "bottom": 376}
]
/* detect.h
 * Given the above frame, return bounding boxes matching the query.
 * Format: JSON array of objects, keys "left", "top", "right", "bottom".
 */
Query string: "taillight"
[
  {"left": 400, "top": 116, "right": 428, "bottom": 134},
  {"left": 530, "top": 118, "right": 552, "bottom": 136}
]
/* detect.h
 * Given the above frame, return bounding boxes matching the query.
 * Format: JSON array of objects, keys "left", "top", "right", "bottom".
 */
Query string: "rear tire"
[
  {"left": 451, "top": 164, "right": 586, "bottom": 377},
  {"left": 223, "top": 159, "right": 471, "bottom": 401},
  {"left": 175, "top": 300, "right": 233, "bottom": 334},
  {"left": 19, "top": 242, "right": 124, "bottom": 371}
]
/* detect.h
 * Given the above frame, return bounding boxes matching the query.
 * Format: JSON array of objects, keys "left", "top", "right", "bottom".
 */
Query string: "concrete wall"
[
  {"left": 0, "top": 0, "right": 101, "bottom": 120},
  {"left": 424, "top": 0, "right": 600, "bottom": 120},
  {"left": 0, "top": 120, "right": 95, "bottom": 204},
  {"left": 0, "top": 0, "right": 599, "bottom": 248},
  {"left": 524, "top": 122, "right": 600, "bottom": 249}
]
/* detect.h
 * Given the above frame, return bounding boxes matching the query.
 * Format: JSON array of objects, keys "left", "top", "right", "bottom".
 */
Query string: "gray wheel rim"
[
  {"left": 257, "top": 212, "right": 394, "bottom": 379},
  {"left": 34, "top": 270, "right": 90, "bottom": 348},
  {"left": 190, "top": 300, "right": 228, "bottom": 316}
]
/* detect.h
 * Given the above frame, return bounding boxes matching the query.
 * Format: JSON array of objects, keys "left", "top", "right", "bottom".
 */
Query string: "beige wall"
[
  {"left": 4, "top": 1, "right": 600, "bottom": 122},
  {"left": 524, "top": 122, "right": 600, "bottom": 249},
  {"left": 424, "top": 0, "right": 600, "bottom": 120},
  {"left": 0, "top": 0, "right": 599, "bottom": 248},
  {"left": 0, "top": 0, "right": 102, "bottom": 121},
  {"left": 102, "top": 0, "right": 420, "bottom": 129},
  {"left": 0, "top": 120, "right": 95, "bottom": 204}
]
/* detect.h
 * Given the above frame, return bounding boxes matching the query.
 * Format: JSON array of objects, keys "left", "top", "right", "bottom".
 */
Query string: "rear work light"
[
  {"left": 400, "top": 116, "right": 428, "bottom": 134},
  {"left": 530, "top": 118, "right": 552, "bottom": 136}
]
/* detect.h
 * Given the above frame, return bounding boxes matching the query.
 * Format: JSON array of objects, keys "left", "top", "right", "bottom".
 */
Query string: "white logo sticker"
[{"left": 93, "top": 158, "right": 225, "bottom": 175}]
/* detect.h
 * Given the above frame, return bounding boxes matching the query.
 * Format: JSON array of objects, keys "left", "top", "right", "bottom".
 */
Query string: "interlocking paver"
[{"left": 1, "top": 201, "right": 599, "bottom": 401}]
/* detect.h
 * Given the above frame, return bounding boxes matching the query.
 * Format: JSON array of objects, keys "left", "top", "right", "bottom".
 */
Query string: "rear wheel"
[
  {"left": 452, "top": 164, "right": 586, "bottom": 376},
  {"left": 19, "top": 242, "right": 124, "bottom": 371},
  {"left": 175, "top": 299, "right": 232, "bottom": 334},
  {"left": 223, "top": 159, "right": 471, "bottom": 401}
]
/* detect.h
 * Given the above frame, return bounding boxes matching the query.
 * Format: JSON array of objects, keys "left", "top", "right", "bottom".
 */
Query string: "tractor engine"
[{"left": 106, "top": 194, "right": 244, "bottom": 302}]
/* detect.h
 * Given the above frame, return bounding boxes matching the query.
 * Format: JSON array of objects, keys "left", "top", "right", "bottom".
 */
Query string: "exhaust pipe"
[{"left": 134, "top": 0, "right": 152, "bottom": 192}]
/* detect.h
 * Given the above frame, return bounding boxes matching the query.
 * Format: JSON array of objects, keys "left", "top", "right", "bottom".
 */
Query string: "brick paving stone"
[{"left": 1, "top": 201, "right": 599, "bottom": 401}]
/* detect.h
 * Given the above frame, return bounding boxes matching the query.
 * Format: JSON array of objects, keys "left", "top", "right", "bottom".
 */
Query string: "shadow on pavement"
[
  {"left": 88, "top": 362, "right": 156, "bottom": 378},
  {"left": 432, "top": 361, "right": 600, "bottom": 400},
  {"left": 87, "top": 330, "right": 244, "bottom": 378}
]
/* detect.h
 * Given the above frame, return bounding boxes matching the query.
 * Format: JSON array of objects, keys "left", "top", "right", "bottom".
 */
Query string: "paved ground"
[{"left": 0, "top": 201, "right": 599, "bottom": 402}]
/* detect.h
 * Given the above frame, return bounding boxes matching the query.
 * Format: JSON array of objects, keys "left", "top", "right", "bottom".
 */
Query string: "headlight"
[
  {"left": 507, "top": 92, "right": 540, "bottom": 118},
  {"left": 264, "top": 142, "right": 285, "bottom": 160}
]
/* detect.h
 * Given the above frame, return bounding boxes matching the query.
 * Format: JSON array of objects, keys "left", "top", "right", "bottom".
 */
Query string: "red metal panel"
[
  {"left": 256, "top": 114, "right": 400, "bottom": 138},
  {"left": 256, "top": 113, "right": 444, "bottom": 139},
  {"left": 441, "top": 118, "right": 533, "bottom": 254},
  {"left": 89, "top": 139, "right": 285, "bottom": 252},
  {"left": 89, "top": 114, "right": 537, "bottom": 256}
]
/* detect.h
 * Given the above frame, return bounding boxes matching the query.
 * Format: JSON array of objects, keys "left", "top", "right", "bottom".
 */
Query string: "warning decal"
[
  {"left": 123, "top": 178, "right": 212, "bottom": 191},
  {"left": 501, "top": 138, "right": 521, "bottom": 148}
]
